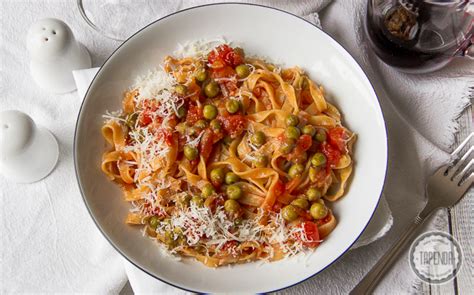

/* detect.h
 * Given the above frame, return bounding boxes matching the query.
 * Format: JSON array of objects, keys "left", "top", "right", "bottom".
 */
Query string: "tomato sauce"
[
  {"left": 219, "top": 114, "right": 246, "bottom": 138},
  {"left": 186, "top": 104, "right": 203, "bottom": 125},
  {"left": 208, "top": 45, "right": 244, "bottom": 68}
]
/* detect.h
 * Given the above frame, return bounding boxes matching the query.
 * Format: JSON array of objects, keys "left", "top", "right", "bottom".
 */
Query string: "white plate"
[{"left": 74, "top": 3, "right": 387, "bottom": 293}]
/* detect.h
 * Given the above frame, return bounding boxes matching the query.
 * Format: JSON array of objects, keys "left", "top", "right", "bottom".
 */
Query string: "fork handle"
[{"left": 350, "top": 216, "right": 425, "bottom": 295}]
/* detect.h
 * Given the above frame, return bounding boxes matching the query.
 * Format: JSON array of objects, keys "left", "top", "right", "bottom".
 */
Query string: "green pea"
[
  {"left": 201, "top": 184, "right": 215, "bottom": 198},
  {"left": 175, "top": 84, "right": 187, "bottom": 95},
  {"left": 286, "top": 114, "right": 299, "bottom": 127},
  {"left": 310, "top": 202, "right": 328, "bottom": 219},
  {"left": 302, "top": 125, "right": 316, "bottom": 137},
  {"left": 178, "top": 194, "right": 191, "bottom": 207},
  {"left": 164, "top": 231, "right": 176, "bottom": 247},
  {"left": 291, "top": 198, "right": 309, "bottom": 210},
  {"left": 309, "top": 167, "right": 318, "bottom": 182},
  {"left": 210, "top": 168, "right": 225, "bottom": 185},
  {"left": 234, "top": 47, "right": 245, "bottom": 58},
  {"left": 253, "top": 154, "right": 268, "bottom": 168},
  {"left": 315, "top": 129, "right": 327, "bottom": 142},
  {"left": 226, "top": 99, "right": 240, "bottom": 114},
  {"left": 234, "top": 217, "right": 243, "bottom": 226},
  {"left": 195, "top": 69, "right": 207, "bottom": 82},
  {"left": 280, "top": 139, "right": 296, "bottom": 154},
  {"left": 250, "top": 131, "right": 266, "bottom": 147},
  {"left": 176, "top": 106, "right": 187, "bottom": 119},
  {"left": 210, "top": 119, "right": 221, "bottom": 131},
  {"left": 183, "top": 145, "right": 198, "bottom": 160},
  {"left": 306, "top": 187, "right": 321, "bottom": 201},
  {"left": 203, "top": 104, "right": 218, "bottom": 120},
  {"left": 281, "top": 205, "right": 298, "bottom": 221},
  {"left": 174, "top": 227, "right": 183, "bottom": 235},
  {"left": 148, "top": 216, "right": 160, "bottom": 229},
  {"left": 288, "top": 163, "right": 304, "bottom": 179},
  {"left": 195, "top": 119, "right": 208, "bottom": 129},
  {"left": 175, "top": 122, "right": 187, "bottom": 134},
  {"left": 286, "top": 126, "right": 301, "bottom": 140},
  {"left": 204, "top": 81, "right": 220, "bottom": 98},
  {"left": 226, "top": 184, "right": 243, "bottom": 200},
  {"left": 191, "top": 195, "right": 204, "bottom": 207},
  {"left": 235, "top": 64, "right": 250, "bottom": 78},
  {"left": 224, "top": 199, "right": 241, "bottom": 212},
  {"left": 225, "top": 172, "right": 239, "bottom": 184},
  {"left": 311, "top": 153, "right": 327, "bottom": 167},
  {"left": 187, "top": 126, "right": 198, "bottom": 136}
]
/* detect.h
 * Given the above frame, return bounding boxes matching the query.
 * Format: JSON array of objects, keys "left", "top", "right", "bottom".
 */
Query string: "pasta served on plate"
[{"left": 101, "top": 41, "right": 356, "bottom": 267}]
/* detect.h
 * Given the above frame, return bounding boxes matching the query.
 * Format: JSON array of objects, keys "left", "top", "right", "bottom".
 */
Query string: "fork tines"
[{"left": 447, "top": 132, "right": 474, "bottom": 187}]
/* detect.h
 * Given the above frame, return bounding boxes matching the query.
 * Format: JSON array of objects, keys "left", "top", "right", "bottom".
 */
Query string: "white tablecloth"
[{"left": 1, "top": 0, "right": 472, "bottom": 294}]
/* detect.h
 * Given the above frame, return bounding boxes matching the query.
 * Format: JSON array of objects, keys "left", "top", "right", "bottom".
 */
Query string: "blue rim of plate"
[{"left": 74, "top": 2, "right": 388, "bottom": 293}]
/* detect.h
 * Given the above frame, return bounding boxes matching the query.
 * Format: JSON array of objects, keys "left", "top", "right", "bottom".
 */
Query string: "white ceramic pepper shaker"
[
  {"left": 0, "top": 110, "right": 59, "bottom": 183},
  {"left": 27, "top": 18, "right": 91, "bottom": 93}
]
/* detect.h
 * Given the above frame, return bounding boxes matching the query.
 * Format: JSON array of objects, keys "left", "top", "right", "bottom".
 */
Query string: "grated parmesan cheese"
[{"left": 174, "top": 37, "right": 228, "bottom": 59}]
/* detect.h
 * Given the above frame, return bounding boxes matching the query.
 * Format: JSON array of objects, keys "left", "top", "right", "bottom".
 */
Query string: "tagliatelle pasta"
[{"left": 101, "top": 41, "right": 356, "bottom": 267}]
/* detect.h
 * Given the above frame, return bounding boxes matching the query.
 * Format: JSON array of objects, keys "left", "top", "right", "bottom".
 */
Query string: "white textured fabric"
[{"left": 1, "top": 0, "right": 472, "bottom": 294}]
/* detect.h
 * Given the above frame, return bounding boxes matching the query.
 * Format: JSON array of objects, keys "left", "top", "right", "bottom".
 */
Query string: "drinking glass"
[
  {"left": 77, "top": 0, "right": 165, "bottom": 41},
  {"left": 365, "top": 0, "right": 473, "bottom": 73}
]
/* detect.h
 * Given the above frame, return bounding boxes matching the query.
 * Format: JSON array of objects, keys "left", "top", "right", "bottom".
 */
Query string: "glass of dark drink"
[{"left": 365, "top": 0, "right": 473, "bottom": 74}]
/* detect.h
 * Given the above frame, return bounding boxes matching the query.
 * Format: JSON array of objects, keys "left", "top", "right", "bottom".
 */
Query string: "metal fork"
[{"left": 351, "top": 132, "right": 474, "bottom": 295}]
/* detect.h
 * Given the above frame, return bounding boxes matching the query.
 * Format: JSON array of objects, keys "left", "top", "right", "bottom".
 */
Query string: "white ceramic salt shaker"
[
  {"left": 0, "top": 110, "right": 59, "bottom": 183},
  {"left": 27, "top": 18, "right": 91, "bottom": 93}
]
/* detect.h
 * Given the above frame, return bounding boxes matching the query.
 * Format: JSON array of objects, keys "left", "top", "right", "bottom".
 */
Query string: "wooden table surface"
[{"left": 420, "top": 104, "right": 473, "bottom": 295}]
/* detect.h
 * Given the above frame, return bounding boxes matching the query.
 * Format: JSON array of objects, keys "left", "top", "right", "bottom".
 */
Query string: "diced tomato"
[
  {"left": 139, "top": 99, "right": 161, "bottom": 126},
  {"left": 300, "top": 210, "right": 314, "bottom": 221},
  {"left": 139, "top": 112, "right": 153, "bottom": 126},
  {"left": 157, "top": 129, "right": 174, "bottom": 146},
  {"left": 272, "top": 201, "right": 283, "bottom": 212},
  {"left": 211, "top": 129, "right": 224, "bottom": 143},
  {"left": 293, "top": 134, "right": 312, "bottom": 156},
  {"left": 215, "top": 195, "right": 225, "bottom": 207},
  {"left": 277, "top": 133, "right": 286, "bottom": 142},
  {"left": 287, "top": 134, "right": 312, "bottom": 162},
  {"left": 141, "top": 99, "right": 159, "bottom": 111},
  {"left": 296, "top": 135, "right": 313, "bottom": 151},
  {"left": 208, "top": 45, "right": 244, "bottom": 68},
  {"left": 252, "top": 87, "right": 262, "bottom": 97},
  {"left": 211, "top": 66, "right": 236, "bottom": 79},
  {"left": 186, "top": 104, "right": 203, "bottom": 125},
  {"left": 211, "top": 66, "right": 239, "bottom": 95},
  {"left": 219, "top": 114, "right": 246, "bottom": 138},
  {"left": 273, "top": 179, "right": 286, "bottom": 196},
  {"left": 269, "top": 180, "right": 286, "bottom": 211},
  {"left": 298, "top": 221, "right": 321, "bottom": 248},
  {"left": 199, "top": 129, "right": 214, "bottom": 160},
  {"left": 311, "top": 166, "right": 330, "bottom": 185},
  {"left": 328, "top": 127, "right": 348, "bottom": 152},
  {"left": 321, "top": 142, "right": 341, "bottom": 169},
  {"left": 222, "top": 240, "right": 238, "bottom": 251}
]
